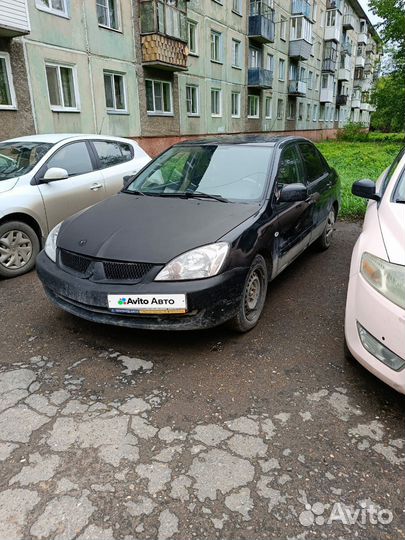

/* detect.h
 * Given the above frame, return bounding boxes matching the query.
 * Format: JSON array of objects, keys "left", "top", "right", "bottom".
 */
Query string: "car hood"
[
  {"left": 0, "top": 178, "right": 18, "bottom": 193},
  {"left": 379, "top": 201, "right": 405, "bottom": 266},
  {"left": 58, "top": 193, "right": 261, "bottom": 264}
]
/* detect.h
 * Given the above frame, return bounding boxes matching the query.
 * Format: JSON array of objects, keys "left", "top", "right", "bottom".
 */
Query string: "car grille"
[
  {"left": 103, "top": 261, "right": 154, "bottom": 281},
  {"left": 60, "top": 250, "right": 92, "bottom": 274},
  {"left": 59, "top": 249, "right": 154, "bottom": 281}
]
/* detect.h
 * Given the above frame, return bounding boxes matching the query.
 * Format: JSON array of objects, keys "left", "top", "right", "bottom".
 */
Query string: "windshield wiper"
[
  {"left": 395, "top": 198, "right": 405, "bottom": 204},
  {"left": 125, "top": 189, "right": 144, "bottom": 196},
  {"left": 185, "top": 191, "right": 229, "bottom": 203}
]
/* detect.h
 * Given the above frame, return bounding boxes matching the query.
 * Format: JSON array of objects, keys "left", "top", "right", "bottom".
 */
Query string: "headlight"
[
  {"left": 45, "top": 222, "right": 62, "bottom": 262},
  {"left": 155, "top": 243, "right": 229, "bottom": 281},
  {"left": 360, "top": 252, "right": 405, "bottom": 309}
]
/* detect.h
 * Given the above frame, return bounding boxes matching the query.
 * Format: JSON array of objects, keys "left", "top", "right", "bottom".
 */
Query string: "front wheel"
[
  {"left": 315, "top": 207, "right": 336, "bottom": 251},
  {"left": 0, "top": 221, "right": 40, "bottom": 279},
  {"left": 229, "top": 255, "right": 268, "bottom": 333}
]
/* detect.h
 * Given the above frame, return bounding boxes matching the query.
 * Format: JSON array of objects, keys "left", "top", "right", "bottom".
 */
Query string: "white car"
[
  {"left": 0, "top": 134, "right": 151, "bottom": 278},
  {"left": 345, "top": 147, "right": 405, "bottom": 394}
]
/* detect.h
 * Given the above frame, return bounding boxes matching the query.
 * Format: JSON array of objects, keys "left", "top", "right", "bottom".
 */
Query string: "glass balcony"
[
  {"left": 338, "top": 67, "right": 351, "bottom": 81},
  {"left": 0, "top": 0, "right": 30, "bottom": 37},
  {"left": 342, "top": 14, "right": 356, "bottom": 30},
  {"left": 288, "top": 79, "right": 307, "bottom": 96},
  {"left": 342, "top": 41, "right": 353, "bottom": 56},
  {"left": 322, "top": 58, "right": 337, "bottom": 73},
  {"left": 291, "top": 0, "right": 311, "bottom": 18},
  {"left": 249, "top": 1, "right": 275, "bottom": 43},
  {"left": 248, "top": 68, "right": 273, "bottom": 88},
  {"left": 336, "top": 94, "right": 348, "bottom": 106}
]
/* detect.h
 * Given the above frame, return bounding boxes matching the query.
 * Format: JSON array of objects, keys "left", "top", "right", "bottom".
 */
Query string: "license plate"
[{"left": 107, "top": 294, "right": 187, "bottom": 314}]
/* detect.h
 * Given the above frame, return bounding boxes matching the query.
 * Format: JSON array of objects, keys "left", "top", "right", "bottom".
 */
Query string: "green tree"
[
  {"left": 369, "top": 0, "right": 405, "bottom": 74},
  {"left": 371, "top": 74, "right": 405, "bottom": 132}
]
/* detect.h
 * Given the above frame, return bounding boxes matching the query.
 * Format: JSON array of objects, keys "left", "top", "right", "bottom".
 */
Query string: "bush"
[{"left": 337, "top": 123, "right": 405, "bottom": 144}]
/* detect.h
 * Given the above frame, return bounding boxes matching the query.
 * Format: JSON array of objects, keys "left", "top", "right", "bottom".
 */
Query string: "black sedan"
[{"left": 36, "top": 136, "right": 341, "bottom": 332}]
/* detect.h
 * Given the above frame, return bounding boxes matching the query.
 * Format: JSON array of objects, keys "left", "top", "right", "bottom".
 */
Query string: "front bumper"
[
  {"left": 345, "top": 269, "right": 405, "bottom": 394},
  {"left": 36, "top": 251, "right": 247, "bottom": 330}
]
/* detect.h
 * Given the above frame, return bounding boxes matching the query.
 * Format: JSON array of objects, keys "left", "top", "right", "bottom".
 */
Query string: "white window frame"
[
  {"left": 232, "top": 0, "right": 242, "bottom": 15},
  {"left": 0, "top": 53, "right": 17, "bottom": 110},
  {"left": 306, "top": 103, "right": 311, "bottom": 121},
  {"left": 267, "top": 53, "right": 274, "bottom": 73},
  {"left": 278, "top": 58, "right": 286, "bottom": 81},
  {"left": 232, "top": 39, "right": 241, "bottom": 68},
  {"left": 247, "top": 95, "right": 259, "bottom": 118},
  {"left": 265, "top": 96, "right": 272, "bottom": 119},
  {"left": 96, "top": 0, "right": 121, "bottom": 31},
  {"left": 210, "top": 30, "right": 223, "bottom": 63},
  {"left": 277, "top": 98, "right": 284, "bottom": 120},
  {"left": 186, "top": 84, "right": 199, "bottom": 116},
  {"left": 231, "top": 91, "right": 240, "bottom": 118},
  {"left": 313, "top": 103, "right": 318, "bottom": 121},
  {"left": 146, "top": 79, "right": 173, "bottom": 115},
  {"left": 187, "top": 20, "right": 198, "bottom": 55},
  {"left": 280, "top": 17, "right": 287, "bottom": 40},
  {"left": 211, "top": 88, "right": 222, "bottom": 117},
  {"left": 104, "top": 71, "right": 127, "bottom": 113},
  {"left": 35, "top": 0, "right": 69, "bottom": 18},
  {"left": 45, "top": 62, "right": 80, "bottom": 112},
  {"left": 308, "top": 70, "right": 313, "bottom": 90}
]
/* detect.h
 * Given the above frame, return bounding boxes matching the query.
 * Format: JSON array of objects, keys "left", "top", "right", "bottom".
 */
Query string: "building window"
[
  {"left": 308, "top": 70, "right": 313, "bottom": 89},
  {"left": 298, "top": 102, "right": 304, "bottom": 120},
  {"left": 146, "top": 79, "right": 172, "bottom": 115},
  {"left": 277, "top": 98, "right": 284, "bottom": 119},
  {"left": 306, "top": 103, "right": 311, "bottom": 121},
  {"left": 0, "top": 53, "right": 16, "bottom": 109},
  {"left": 231, "top": 91, "right": 240, "bottom": 117},
  {"left": 186, "top": 85, "right": 199, "bottom": 116},
  {"left": 104, "top": 72, "right": 126, "bottom": 113},
  {"left": 315, "top": 73, "right": 320, "bottom": 91},
  {"left": 232, "top": 0, "right": 242, "bottom": 14},
  {"left": 288, "top": 100, "right": 296, "bottom": 119},
  {"left": 248, "top": 95, "right": 259, "bottom": 118},
  {"left": 45, "top": 63, "right": 79, "bottom": 111},
  {"left": 319, "top": 103, "right": 325, "bottom": 121},
  {"left": 97, "top": 0, "right": 120, "bottom": 30},
  {"left": 290, "top": 16, "right": 312, "bottom": 42},
  {"left": 249, "top": 47, "right": 261, "bottom": 68},
  {"left": 211, "top": 88, "right": 221, "bottom": 116},
  {"left": 280, "top": 17, "right": 287, "bottom": 40},
  {"left": 188, "top": 20, "right": 198, "bottom": 55},
  {"left": 232, "top": 39, "right": 241, "bottom": 68},
  {"left": 326, "top": 10, "right": 336, "bottom": 27},
  {"left": 210, "top": 30, "right": 222, "bottom": 63},
  {"left": 313, "top": 103, "right": 318, "bottom": 121},
  {"left": 267, "top": 53, "right": 274, "bottom": 73},
  {"left": 265, "top": 96, "right": 272, "bottom": 119},
  {"left": 313, "top": 0, "right": 318, "bottom": 21},
  {"left": 278, "top": 59, "right": 286, "bottom": 81},
  {"left": 35, "top": 0, "right": 68, "bottom": 17}
]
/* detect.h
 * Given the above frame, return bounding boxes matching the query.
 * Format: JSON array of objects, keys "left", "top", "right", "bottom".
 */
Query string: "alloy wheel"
[{"left": 0, "top": 230, "right": 33, "bottom": 270}]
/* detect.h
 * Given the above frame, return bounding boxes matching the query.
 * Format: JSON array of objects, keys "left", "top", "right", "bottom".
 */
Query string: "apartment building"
[{"left": 0, "top": 0, "right": 380, "bottom": 151}]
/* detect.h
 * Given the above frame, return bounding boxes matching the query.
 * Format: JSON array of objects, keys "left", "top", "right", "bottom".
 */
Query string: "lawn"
[{"left": 316, "top": 141, "right": 403, "bottom": 219}]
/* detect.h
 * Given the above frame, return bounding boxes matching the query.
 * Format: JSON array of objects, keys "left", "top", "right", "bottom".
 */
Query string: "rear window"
[
  {"left": 299, "top": 143, "right": 327, "bottom": 183},
  {"left": 93, "top": 140, "right": 133, "bottom": 168}
]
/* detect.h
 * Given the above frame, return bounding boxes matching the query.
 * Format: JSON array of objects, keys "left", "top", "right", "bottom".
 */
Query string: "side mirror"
[
  {"left": 40, "top": 167, "right": 69, "bottom": 183},
  {"left": 123, "top": 175, "right": 135, "bottom": 189},
  {"left": 278, "top": 183, "right": 308, "bottom": 203},
  {"left": 352, "top": 179, "right": 380, "bottom": 201}
]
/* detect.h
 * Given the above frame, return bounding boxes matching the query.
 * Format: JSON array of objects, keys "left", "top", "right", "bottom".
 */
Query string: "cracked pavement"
[{"left": 0, "top": 222, "right": 404, "bottom": 540}]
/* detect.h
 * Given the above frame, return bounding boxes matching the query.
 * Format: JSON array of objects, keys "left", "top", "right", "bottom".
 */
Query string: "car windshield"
[
  {"left": 125, "top": 145, "right": 273, "bottom": 202},
  {"left": 0, "top": 142, "right": 53, "bottom": 181}
]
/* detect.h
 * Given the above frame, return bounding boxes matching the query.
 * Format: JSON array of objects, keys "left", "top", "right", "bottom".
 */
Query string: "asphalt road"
[{"left": 0, "top": 221, "right": 404, "bottom": 540}]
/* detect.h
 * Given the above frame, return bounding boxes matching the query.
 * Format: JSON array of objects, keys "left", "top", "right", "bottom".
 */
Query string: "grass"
[{"left": 316, "top": 141, "right": 403, "bottom": 219}]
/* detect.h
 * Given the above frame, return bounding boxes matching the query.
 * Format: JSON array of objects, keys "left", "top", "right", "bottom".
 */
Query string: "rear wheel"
[
  {"left": 315, "top": 207, "right": 336, "bottom": 251},
  {"left": 0, "top": 221, "right": 40, "bottom": 279},
  {"left": 230, "top": 254, "right": 268, "bottom": 333}
]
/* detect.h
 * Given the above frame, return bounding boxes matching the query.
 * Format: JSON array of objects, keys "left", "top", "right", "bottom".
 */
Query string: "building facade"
[{"left": 0, "top": 0, "right": 380, "bottom": 153}]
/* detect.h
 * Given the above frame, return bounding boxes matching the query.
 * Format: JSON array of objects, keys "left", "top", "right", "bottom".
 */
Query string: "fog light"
[{"left": 357, "top": 322, "right": 405, "bottom": 371}]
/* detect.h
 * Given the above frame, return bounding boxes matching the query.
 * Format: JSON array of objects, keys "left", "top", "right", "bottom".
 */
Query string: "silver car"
[{"left": 0, "top": 134, "right": 151, "bottom": 278}]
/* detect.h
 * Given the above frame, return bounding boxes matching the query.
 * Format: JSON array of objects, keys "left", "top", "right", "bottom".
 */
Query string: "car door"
[
  {"left": 36, "top": 141, "right": 106, "bottom": 230},
  {"left": 91, "top": 140, "right": 148, "bottom": 198},
  {"left": 272, "top": 143, "right": 314, "bottom": 275},
  {"left": 297, "top": 142, "right": 332, "bottom": 242}
]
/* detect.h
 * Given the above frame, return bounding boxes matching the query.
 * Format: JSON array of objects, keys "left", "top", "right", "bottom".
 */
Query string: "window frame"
[
  {"left": 276, "top": 144, "right": 305, "bottom": 189},
  {"left": 231, "top": 91, "right": 241, "bottom": 118},
  {"left": 45, "top": 62, "right": 80, "bottom": 112},
  {"left": 37, "top": 140, "right": 95, "bottom": 180},
  {"left": 104, "top": 71, "right": 127, "bottom": 114},
  {"left": 185, "top": 84, "right": 199, "bottom": 116},
  {"left": 210, "top": 87, "right": 222, "bottom": 117},
  {"left": 247, "top": 94, "right": 260, "bottom": 119},
  {"left": 232, "top": 0, "right": 242, "bottom": 15},
  {"left": 0, "top": 52, "right": 17, "bottom": 110},
  {"left": 265, "top": 96, "right": 272, "bottom": 119},
  {"left": 90, "top": 139, "right": 135, "bottom": 170},
  {"left": 210, "top": 30, "right": 223, "bottom": 63},
  {"left": 232, "top": 39, "right": 242, "bottom": 68},
  {"left": 35, "top": 0, "right": 69, "bottom": 18},
  {"left": 187, "top": 19, "right": 198, "bottom": 55},
  {"left": 96, "top": 0, "right": 121, "bottom": 31},
  {"left": 280, "top": 16, "right": 287, "bottom": 41},
  {"left": 145, "top": 79, "right": 173, "bottom": 116},
  {"left": 298, "top": 142, "right": 329, "bottom": 184},
  {"left": 278, "top": 58, "right": 286, "bottom": 81}
]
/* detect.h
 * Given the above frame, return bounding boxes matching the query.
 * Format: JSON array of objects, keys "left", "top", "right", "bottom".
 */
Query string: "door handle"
[{"left": 90, "top": 183, "right": 103, "bottom": 191}]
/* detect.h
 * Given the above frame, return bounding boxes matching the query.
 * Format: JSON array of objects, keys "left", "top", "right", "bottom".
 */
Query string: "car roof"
[
  {"left": 2, "top": 133, "right": 137, "bottom": 145},
  {"left": 173, "top": 135, "right": 311, "bottom": 148}
]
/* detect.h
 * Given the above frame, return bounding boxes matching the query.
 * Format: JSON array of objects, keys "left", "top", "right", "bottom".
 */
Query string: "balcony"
[
  {"left": 324, "top": 25, "right": 341, "bottom": 42},
  {"left": 342, "top": 14, "right": 356, "bottom": 30},
  {"left": 364, "top": 59, "right": 373, "bottom": 73},
  {"left": 338, "top": 67, "right": 351, "bottom": 81},
  {"left": 248, "top": 68, "right": 273, "bottom": 89},
  {"left": 355, "top": 55, "right": 365, "bottom": 68},
  {"left": 322, "top": 58, "right": 337, "bottom": 73},
  {"left": 0, "top": 0, "right": 30, "bottom": 37},
  {"left": 288, "top": 79, "right": 307, "bottom": 96},
  {"left": 336, "top": 94, "right": 348, "bottom": 106},
  {"left": 352, "top": 97, "right": 361, "bottom": 108},
  {"left": 141, "top": 34, "right": 188, "bottom": 71},
  {"left": 358, "top": 32, "right": 368, "bottom": 45},
  {"left": 326, "top": 0, "right": 343, "bottom": 11},
  {"left": 289, "top": 39, "right": 312, "bottom": 61},
  {"left": 320, "top": 87, "right": 334, "bottom": 103},
  {"left": 249, "top": 1, "right": 275, "bottom": 43},
  {"left": 291, "top": 0, "right": 311, "bottom": 18},
  {"left": 342, "top": 41, "right": 353, "bottom": 56},
  {"left": 360, "top": 102, "right": 371, "bottom": 111}
]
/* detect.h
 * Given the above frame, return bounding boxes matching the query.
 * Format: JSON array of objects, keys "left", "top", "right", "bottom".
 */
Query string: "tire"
[
  {"left": 229, "top": 254, "right": 268, "bottom": 333},
  {"left": 0, "top": 221, "right": 40, "bottom": 279},
  {"left": 314, "top": 207, "right": 336, "bottom": 251}
]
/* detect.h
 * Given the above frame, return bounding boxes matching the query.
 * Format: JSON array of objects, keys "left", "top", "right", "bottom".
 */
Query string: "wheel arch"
[{"left": 0, "top": 213, "right": 45, "bottom": 246}]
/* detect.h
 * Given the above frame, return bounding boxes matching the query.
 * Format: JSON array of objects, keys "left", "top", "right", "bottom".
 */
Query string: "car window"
[
  {"left": 93, "top": 141, "right": 133, "bottom": 169},
  {"left": 299, "top": 143, "right": 327, "bottom": 183},
  {"left": 393, "top": 167, "right": 405, "bottom": 203},
  {"left": 277, "top": 145, "right": 302, "bottom": 185},
  {"left": 381, "top": 147, "right": 405, "bottom": 196},
  {"left": 0, "top": 142, "right": 53, "bottom": 181},
  {"left": 46, "top": 142, "right": 93, "bottom": 177}
]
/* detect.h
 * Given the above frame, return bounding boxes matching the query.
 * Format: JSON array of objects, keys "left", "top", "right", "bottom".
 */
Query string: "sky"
[{"left": 358, "top": 0, "right": 382, "bottom": 25}]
